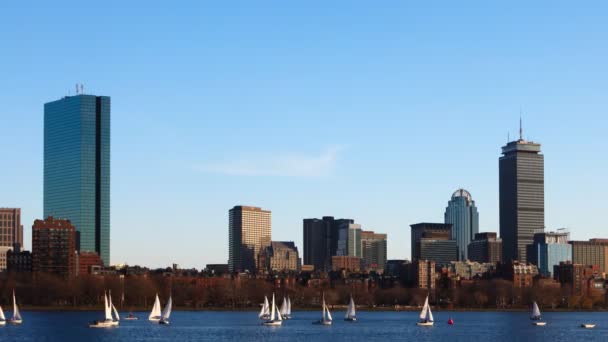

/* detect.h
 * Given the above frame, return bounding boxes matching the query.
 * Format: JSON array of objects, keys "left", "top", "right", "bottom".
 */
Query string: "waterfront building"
[
  {"left": 468, "top": 232, "right": 502, "bottom": 263},
  {"left": 228, "top": 205, "right": 271, "bottom": 273},
  {"left": 527, "top": 229, "right": 572, "bottom": 277},
  {"left": 411, "top": 223, "right": 457, "bottom": 265},
  {"left": 499, "top": 126, "right": 544, "bottom": 263},
  {"left": 410, "top": 223, "right": 453, "bottom": 261},
  {"left": 303, "top": 216, "right": 353, "bottom": 272},
  {"left": 554, "top": 262, "right": 603, "bottom": 295},
  {"left": 569, "top": 239, "right": 608, "bottom": 273},
  {"left": 385, "top": 259, "right": 407, "bottom": 277},
  {"left": 6, "top": 243, "right": 32, "bottom": 273},
  {"left": 44, "top": 95, "right": 111, "bottom": 265},
  {"left": 360, "top": 230, "right": 387, "bottom": 273},
  {"left": 76, "top": 251, "right": 103, "bottom": 276},
  {"left": 511, "top": 262, "right": 539, "bottom": 288},
  {"left": 32, "top": 217, "right": 77, "bottom": 277},
  {"left": 447, "top": 261, "right": 496, "bottom": 280},
  {"left": 444, "top": 189, "right": 479, "bottom": 261},
  {"left": 405, "top": 260, "right": 436, "bottom": 291}
]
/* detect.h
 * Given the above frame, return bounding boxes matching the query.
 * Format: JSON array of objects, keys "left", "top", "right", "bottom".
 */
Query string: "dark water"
[{"left": 0, "top": 310, "right": 607, "bottom": 341}]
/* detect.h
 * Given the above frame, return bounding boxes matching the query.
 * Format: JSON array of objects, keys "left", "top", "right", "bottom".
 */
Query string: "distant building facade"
[
  {"left": 360, "top": 230, "right": 387, "bottom": 273},
  {"left": 444, "top": 189, "right": 479, "bottom": 261},
  {"left": 468, "top": 232, "right": 502, "bottom": 264},
  {"left": 76, "top": 251, "right": 103, "bottom": 276},
  {"left": 447, "top": 261, "right": 496, "bottom": 280},
  {"left": 331, "top": 256, "right": 362, "bottom": 272},
  {"left": 405, "top": 260, "right": 436, "bottom": 291},
  {"left": 554, "top": 262, "right": 603, "bottom": 295},
  {"left": 499, "top": 134, "right": 544, "bottom": 263},
  {"left": 265, "top": 241, "right": 300, "bottom": 272},
  {"left": 0, "top": 208, "right": 24, "bottom": 248},
  {"left": 32, "top": 217, "right": 77, "bottom": 277},
  {"left": 410, "top": 223, "right": 453, "bottom": 261},
  {"left": 527, "top": 230, "right": 572, "bottom": 277},
  {"left": 336, "top": 222, "right": 362, "bottom": 258},
  {"left": 511, "top": 262, "right": 539, "bottom": 288},
  {"left": 411, "top": 223, "right": 457, "bottom": 265},
  {"left": 44, "top": 95, "right": 111, "bottom": 265},
  {"left": 569, "top": 239, "right": 608, "bottom": 273},
  {"left": 6, "top": 243, "right": 32, "bottom": 273},
  {"left": 228, "top": 205, "right": 271, "bottom": 273}
]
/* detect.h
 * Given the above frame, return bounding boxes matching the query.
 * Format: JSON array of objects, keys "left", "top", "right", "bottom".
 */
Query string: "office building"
[
  {"left": 228, "top": 205, "right": 271, "bottom": 273},
  {"left": 511, "top": 261, "right": 539, "bottom": 288},
  {"left": 554, "top": 262, "right": 603, "bottom": 295},
  {"left": 336, "top": 222, "right": 362, "bottom": 257},
  {"left": 410, "top": 223, "right": 453, "bottom": 260},
  {"left": 76, "top": 251, "right": 103, "bottom": 276},
  {"left": 32, "top": 217, "right": 77, "bottom": 277},
  {"left": 468, "top": 232, "right": 502, "bottom": 264},
  {"left": 527, "top": 230, "right": 572, "bottom": 277},
  {"left": 447, "top": 261, "right": 496, "bottom": 280},
  {"left": 411, "top": 223, "right": 457, "bottom": 264},
  {"left": 361, "top": 230, "right": 387, "bottom": 273},
  {"left": 444, "top": 189, "right": 479, "bottom": 261},
  {"left": 44, "top": 94, "right": 111, "bottom": 265},
  {"left": 569, "top": 239, "right": 608, "bottom": 273},
  {"left": 264, "top": 241, "right": 300, "bottom": 272},
  {"left": 405, "top": 260, "right": 436, "bottom": 291},
  {"left": 6, "top": 243, "right": 32, "bottom": 273},
  {"left": 0, "top": 208, "right": 24, "bottom": 249},
  {"left": 499, "top": 126, "right": 544, "bottom": 263},
  {"left": 303, "top": 216, "right": 353, "bottom": 272}
]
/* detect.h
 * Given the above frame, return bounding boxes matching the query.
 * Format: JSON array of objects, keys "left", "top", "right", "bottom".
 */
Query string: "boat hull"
[
  {"left": 532, "top": 322, "right": 546, "bottom": 326},
  {"left": 124, "top": 317, "right": 139, "bottom": 321},
  {"left": 149, "top": 317, "right": 161, "bottom": 322},
  {"left": 581, "top": 324, "right": 595, "bottom": 329},
  {"left": 0, "top": 320, "right": 5, "bottom": 326},
  {"left": 313, "top": 320, "right": 332, "bottom": 325},
  {"left": 345, "top": 317, "right": 357, "bottom": 322},
  {"left": 417, "top": 322, "right": 434, "bottom": 327},
  {"left": 262, "top": 320, "right": 282, "bottom": 326},
  {"left": 10, "top": 319, "right": 23, "bottom": 325},
  {"left": 159, "top": 320, "right": 170, "bottom": 325},
  {"left": 89, "top": 321, "right": 117, "bottom": 328}
]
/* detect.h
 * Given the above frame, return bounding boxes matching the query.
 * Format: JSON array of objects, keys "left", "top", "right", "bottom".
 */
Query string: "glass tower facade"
[
  {"left": 44, "top": 95, "right": 110, "bottom": 265},
  {"left": 527, "top": 230, "right": 571, "bottom": 277},
  {"left": 444, "top": 189, "right": 479, "bottom": 261}
]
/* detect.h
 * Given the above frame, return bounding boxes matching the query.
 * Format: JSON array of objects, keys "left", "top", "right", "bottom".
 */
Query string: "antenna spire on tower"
[{"left": 519, "top": 109, "right": 523, "bottom": 141}]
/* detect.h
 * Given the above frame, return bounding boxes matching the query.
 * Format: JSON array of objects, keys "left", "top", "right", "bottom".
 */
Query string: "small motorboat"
[
  {"left": 581, "top": 324, "right": 596, "bottom": 329},
  {"left": 124, "top": 313, "right": 139, "bottom": 321}
]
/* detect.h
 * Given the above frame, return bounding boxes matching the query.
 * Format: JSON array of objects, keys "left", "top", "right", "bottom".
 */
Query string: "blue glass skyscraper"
[
  {"left": 44, "top": 94, "right": 110, "bottom": 265},
  {"left": 527, "top": 230, "right": 571, "bottom": 277},
  {"left": 445, "top": 189, "right": 479, "bottom": 261}
]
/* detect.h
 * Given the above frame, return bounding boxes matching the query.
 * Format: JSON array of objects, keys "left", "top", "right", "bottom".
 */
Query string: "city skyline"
[{"left": 1, "top": 2, "right": 608, "bottom": 268}]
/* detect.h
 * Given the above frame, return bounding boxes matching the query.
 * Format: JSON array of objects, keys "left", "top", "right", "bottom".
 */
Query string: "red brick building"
[
  {"left": 32, "top": 217, "right": 76, "bottom": 277},
  {"left": 77, "top": 251, "right": 103, "bottom": 276},
  {"left": 331, "top": 256, "right": 362, "bottom": 272}
]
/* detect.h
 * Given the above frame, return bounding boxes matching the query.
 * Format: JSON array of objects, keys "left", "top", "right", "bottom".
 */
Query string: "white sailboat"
[
  {"left": 280, "top": 297, "right": 289, "bottom": 319},
  {"left": 530, "top": 301, "right": 545, "bottom": 326},
  {"left": 262, "top": 294, "right": 282, "bottom": 326},
  {"left": 345, "top": 296, "right": 357, "bottom": 322},
  {"left": 416, "top": 296, "right": 434, "bottom": 327},
  {"left": 314, "top": 293, "right": 332, "bottom": 325},
  {"left": 89, "top": 292, "right": 117, "bottom": 328},
  {"left": 258, "top": 296, "right": 270, "bottom": 320},
  {"left": 285, "top": 296, "right": 292, "bottom": 319},
  {"left": 10, "top": 291, "right": 22, "bottom": 325},
  {"left": 159, "top": 296, "right": 172, "bottom": 325},
  {"left": 149, "top": 294, "right": 162, "bottom": 321},
  {"left": 0, "top": 305, "right": 6, "bottom": 326}
]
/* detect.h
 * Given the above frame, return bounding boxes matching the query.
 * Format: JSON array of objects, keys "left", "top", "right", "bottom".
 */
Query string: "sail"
[
  {"left": 531, "top": 301, "right": 541, "bottom": 319},
  {"left": 161, "top": 296, "right": 172, "bottom": 320},
  {"left": 12, "top": 291, "right": 21, "bottom": 321},
  {"left": 346, "top": 296, "right": 356, "bottom": 319},
  {"left": 270, "top": 294, "right": 276, "bottom": 321},
  {"left": 325, "top": 303, "right": 332, "bottom": 321},
  {"left": 427, "top": 302, "right": 434, "bottom": 322},
  {"left": 149, "top": 294, "right": 162, "bottom": 320},
  {"left": 286, "top": 297, "right": 291, "bottom": 315},
  {"left": 280, "top": 297, "right": 288, "bottom": 316},
  {"left": 104, "top": 293, "right": 112, "bottom": 321},
  {"left": 419, "top": 296, "right": 429, "bottom": 321},
  {"left": 263, "top": 296, "right": 270, "bottom": 315},
  {"left": 0, "top": 305, "right": 5, "bottom": 321},
  {"left": 258, "top": 298, "right": 267, "bottom": 318},
  {"left": 276, "top": 304, "right": 283, "bottom": 321},
  {"left": 112, "top": 303, "right": 120, "bottom": 321}
]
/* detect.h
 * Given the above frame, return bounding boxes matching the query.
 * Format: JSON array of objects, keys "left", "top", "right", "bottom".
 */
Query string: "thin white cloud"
[{"left": 200, "top": 146, "right": 344, "bottom": 177}]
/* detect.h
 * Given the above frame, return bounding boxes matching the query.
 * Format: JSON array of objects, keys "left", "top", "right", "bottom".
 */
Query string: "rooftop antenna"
[
  {"left": 519, "top": 108, "right": 523, "bottom": 141},
  {"left": 80, "top": 84, "right": 84, "bottom": 94},
  {"left": 75, "top": 84, "right": 79, "bottom": 95}
]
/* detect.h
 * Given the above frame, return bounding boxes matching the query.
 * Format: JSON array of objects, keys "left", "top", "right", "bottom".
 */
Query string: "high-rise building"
[
  {"left": 527, "top": 230, "right": 572, "bottom": 277},
  {"left": 405, "top": 260, "right": 436, "bottom": 291},
  {"left": 444, "top": 189, "right": 479, "bottom": 261},
  {"left": 569, "top": 239, "right": 608, "bottom": 273},
  {"left": 361, "top": 230, "right": 387, "bottom": 273},
  {"left": 468, "top": 232, "right": 502, "bottom": 264},
  {"left": 499, "top": 126, "right": 544, "bottom": 263},
  {"left": 410, "top": 223, "right": 454, "bottom": 261},
  {"left": 337, "top": 222, "right": 362, "bottom": 257},
  {"left": 32, "top": 217, "right": 77, "bottom": 277},
  {"left": 228, "top": 205, "right": 271, "bottom": 273},
  {"left": 0, "top": 208, "right": 24, "bottom": 248},
  {"left": 303, "top": 216, "right": 352, "bottom": 272},
  {"left": 44, "top": 95, "right": 111, "bottom": 265},
  {"left": 6, "top": 243, "right": 32, "bottom": 273}
]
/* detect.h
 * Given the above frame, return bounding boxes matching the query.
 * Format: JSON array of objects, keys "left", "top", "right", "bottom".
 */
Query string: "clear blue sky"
[{"left": 1, "top": 1, "right": 607, "bottom": 268}]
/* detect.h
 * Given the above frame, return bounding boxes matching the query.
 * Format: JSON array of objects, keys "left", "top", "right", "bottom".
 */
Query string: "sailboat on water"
[
  {"left": 313, "top": 293, "right": 332, "bottom": 326},
  {"left": 262, "top": 294, "right": 282, "bottom": 326},
  {"left": 530, "top": 301, "right": 546, "bottom": 326},
  {"left": 158, "top": 296, "right": 172, "bottom": 325},
  {"left": 0, "top": 304, "right": 6, "bottom": 326},
  {"left": 286, "top": 296, "right": 292, "bottom": 319},
  {"left": 416, "top": 296, "right": 434, "bottom": 327},
  {"left": 280, "top": 296, "right": 291, "bottom": 320},
  {"left": 9, "top": 291, "right": 22, "bottom": 325},
  {"left": 259, "top": 296, "right": 270, "bottom": 320},
  {"left": 89, "top": 292, "right": 118, "bottom": 328},
  {"left": 345, "top": 295, "right": 357, "bottom": 322},
  {"left": 149, "top": 294, "right": 162, "bottom": 321}
]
